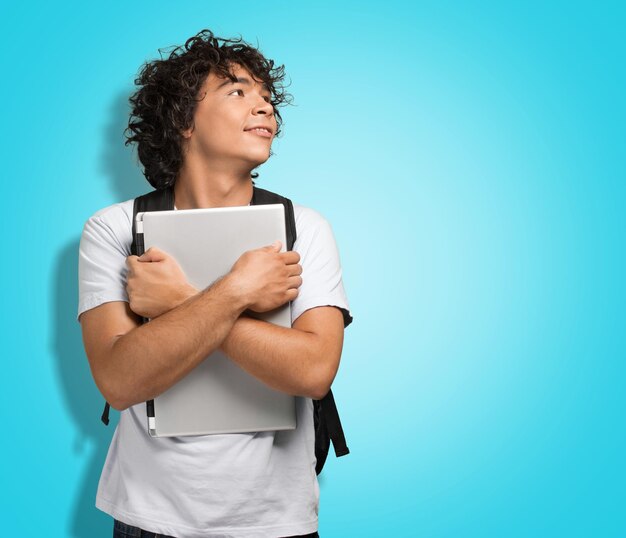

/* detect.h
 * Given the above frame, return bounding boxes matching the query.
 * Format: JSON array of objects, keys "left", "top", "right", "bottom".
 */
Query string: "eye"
[{"left": 230, "top": 89, "right": 244, "bottom": 96}]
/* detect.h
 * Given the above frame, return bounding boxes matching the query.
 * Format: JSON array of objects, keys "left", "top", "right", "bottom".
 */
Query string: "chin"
[{"left": 248, "top": 150, "right": 272, "bottom": 166}]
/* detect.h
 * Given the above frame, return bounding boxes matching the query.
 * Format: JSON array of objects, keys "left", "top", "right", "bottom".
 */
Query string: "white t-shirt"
[{"left": 77, "top": 196, "right": 351, "bottom": 538}]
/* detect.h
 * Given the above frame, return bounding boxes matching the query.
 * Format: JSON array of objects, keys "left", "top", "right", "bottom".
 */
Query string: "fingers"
[
  {"left": 255, "top": 242, "right": 300, "bottom": 262},
  {"left": 286, "top": 287, "right": 299, "bottom": 301},
  {"left": 280, "top": 250, "right": 301, "bottom": 265},
  {"left": 138, "top": 247, "right": 167, "bottom": 263},
  {"left": 261, "top": 240, "right": 282, "bottom": 253},
  {"left": 288, "top": 275, "right": 303, "bottom": 289}
]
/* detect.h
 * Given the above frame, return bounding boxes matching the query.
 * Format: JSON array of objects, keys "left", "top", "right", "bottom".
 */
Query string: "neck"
[{"left": 174, "top": 158, "right": 255, "bottom": 209}]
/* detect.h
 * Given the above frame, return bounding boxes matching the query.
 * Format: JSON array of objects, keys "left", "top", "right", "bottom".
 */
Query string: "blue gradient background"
[{"left": 1, "top": 1, "right": 624, "bottom": 536}]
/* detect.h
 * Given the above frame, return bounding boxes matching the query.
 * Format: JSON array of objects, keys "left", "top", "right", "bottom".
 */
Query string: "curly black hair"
[{"left": 125, "top": 29, "right": 292, "bottom": 190}]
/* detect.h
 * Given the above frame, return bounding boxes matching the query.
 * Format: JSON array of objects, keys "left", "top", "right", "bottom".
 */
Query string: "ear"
[{"left": 181, "top": 124, "right": 195, "bottom": 139}]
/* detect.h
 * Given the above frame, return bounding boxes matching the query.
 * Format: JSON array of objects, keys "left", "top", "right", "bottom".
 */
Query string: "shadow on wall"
[
  {"left": 53, "top": 90, "right": 148, "bottom": 538},
  {"left": 100, "top": 89, "right": 150, "bottom": 203},
  {"left": 53, "top": 239, "right": 113, "bottom": 538}
]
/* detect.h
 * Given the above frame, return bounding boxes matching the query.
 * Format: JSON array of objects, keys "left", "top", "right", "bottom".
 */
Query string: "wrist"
[
  {"left": 174, "top": 283, "right": 199, "bottom": 309},
  {"left": 219, "top": 273, "right": 252, "bottom": 313},
  {"left": 220, "top": 314, "right": 254, "bottom": 355}
]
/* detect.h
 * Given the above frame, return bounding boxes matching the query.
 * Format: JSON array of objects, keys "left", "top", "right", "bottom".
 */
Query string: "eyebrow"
[{"left": 216, "top": 76, "right": 271, "bottom": 93}]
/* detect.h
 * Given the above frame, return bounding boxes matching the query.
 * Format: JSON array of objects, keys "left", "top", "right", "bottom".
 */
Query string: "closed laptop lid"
[{"left": 137, "top": 204, "right": 296, "bottom": 437}]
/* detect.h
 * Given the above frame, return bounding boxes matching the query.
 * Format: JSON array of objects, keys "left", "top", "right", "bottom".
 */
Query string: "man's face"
[{"left": 183, "top": 63, "right": 277, "bottom": 170}]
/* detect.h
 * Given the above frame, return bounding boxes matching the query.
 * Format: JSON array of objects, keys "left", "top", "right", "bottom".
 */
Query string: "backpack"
[{"left": 101, "top": 185, "right": 350, "bottom": 475}]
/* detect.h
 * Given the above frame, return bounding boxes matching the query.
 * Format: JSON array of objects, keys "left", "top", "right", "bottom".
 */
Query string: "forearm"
[
  {"left": 220, "top": 316, "right": 335, "bottom": 400},
  {"left": 105, "top": 276, "right": 246, "bottom": 409}
]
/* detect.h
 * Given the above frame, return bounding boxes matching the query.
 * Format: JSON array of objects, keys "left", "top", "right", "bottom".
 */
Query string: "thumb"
[
  {"left": 262, "top": 240, "right": 282, "bottom": 252},
  {"left": 138, "top": 247, "right": 167, "bottom": 263}
]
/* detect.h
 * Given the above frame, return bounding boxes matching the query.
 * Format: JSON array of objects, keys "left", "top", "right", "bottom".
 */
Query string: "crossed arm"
[
  {"left": 221, "top": 308, "right": 344, "bottom": 401},
  {"left": 80, "top": 247, "right": 345, "bottom": 410}
]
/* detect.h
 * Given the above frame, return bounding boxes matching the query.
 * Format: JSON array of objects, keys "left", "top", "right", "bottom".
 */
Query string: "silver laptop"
[{"left": 136, "top": 204, "right": 296, "bottom": 437}]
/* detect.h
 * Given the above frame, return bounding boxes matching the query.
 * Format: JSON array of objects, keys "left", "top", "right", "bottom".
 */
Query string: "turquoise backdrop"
[{"left": 1, "top": 1, "right": 624, "bottom": 536}]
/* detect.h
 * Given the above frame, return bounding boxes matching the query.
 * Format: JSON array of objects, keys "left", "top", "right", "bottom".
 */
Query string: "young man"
[{"left": 77, "top": 30, "right": 352, "bottom": 538}]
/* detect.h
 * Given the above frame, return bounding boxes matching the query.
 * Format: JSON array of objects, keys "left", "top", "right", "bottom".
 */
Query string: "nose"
[{"left": 252, "top": 96, "right": 274, "bottom": 117}]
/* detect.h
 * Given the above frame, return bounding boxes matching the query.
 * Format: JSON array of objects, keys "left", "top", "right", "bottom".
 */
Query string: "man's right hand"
[{"left": 227, "top": 240, "right": 302, "bottom": 313}]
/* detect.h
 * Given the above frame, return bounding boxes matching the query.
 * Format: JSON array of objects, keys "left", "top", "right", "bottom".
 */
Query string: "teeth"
[{"left": 250, "top": 128, "right": 270, "bottom": 134}]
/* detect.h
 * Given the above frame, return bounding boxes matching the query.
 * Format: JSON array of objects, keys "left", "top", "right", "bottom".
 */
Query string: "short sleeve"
[
  {"left": 77, "top": 202, "right": 134, "bottom": 322},
  {"left": 290, "top": 206, "right": 353, "bottom": 328}
]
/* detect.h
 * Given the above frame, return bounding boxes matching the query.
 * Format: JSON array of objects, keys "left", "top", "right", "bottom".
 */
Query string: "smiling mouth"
[{"left": 244, "top": 128, "right": 273, "bottom": 138}]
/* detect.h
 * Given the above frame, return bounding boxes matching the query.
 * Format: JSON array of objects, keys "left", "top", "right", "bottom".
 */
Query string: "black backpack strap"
[
  {"left": 251, "top": 186, "right": 297, "bottom": 251},
  {"left": 320, "top": 390, "right": 349, "bottom": 457},
  {"left": 313, "top": 399, "right": 329, "bottom": 475},
  {"left": 101, "top": 187, "right": 175, "bottom": 426},
  {"left": 131, "top": 187, "right": 175, "bottom": 255},
  {"left": 101, "top": 403, "right": 111, "bottom": 426},
  {"left": 314, "top": 389, "right": 350, "bottom": 475}
]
